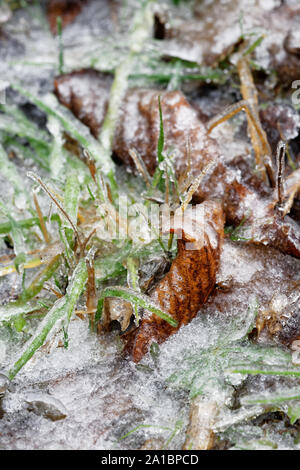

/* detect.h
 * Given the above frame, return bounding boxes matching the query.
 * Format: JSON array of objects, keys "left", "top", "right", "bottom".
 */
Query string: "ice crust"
[{"left": 1, "top": 238, "right": 299, "bottom": 449}]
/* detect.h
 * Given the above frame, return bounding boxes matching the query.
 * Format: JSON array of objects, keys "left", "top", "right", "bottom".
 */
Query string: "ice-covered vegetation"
[{"left": 0, "top": 0, "right": 299, "bottom": 450}]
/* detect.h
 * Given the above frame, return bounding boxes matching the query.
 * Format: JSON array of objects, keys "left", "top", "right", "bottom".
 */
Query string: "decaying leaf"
[
  {"left": 123, "top": 201, "right": 225, "bottom": 363},
  {"left": 47, "top": 0, "right": 88, "bottom": 34},
  {"left": 54, "top": 72, "right": 300, "bottom": 258},
  {"left": 54, "top": 69, "right": 112, "bottom": 137}
]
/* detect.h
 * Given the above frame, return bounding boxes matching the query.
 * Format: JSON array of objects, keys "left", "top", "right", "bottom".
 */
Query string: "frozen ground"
[{"left": 0, "top": 0, "right": 300, "bottom": 450}]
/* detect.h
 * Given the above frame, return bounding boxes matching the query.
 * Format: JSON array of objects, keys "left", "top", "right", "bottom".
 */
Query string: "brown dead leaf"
[{"left": 123, "top": 201, "right": 225, "bottom": 363}]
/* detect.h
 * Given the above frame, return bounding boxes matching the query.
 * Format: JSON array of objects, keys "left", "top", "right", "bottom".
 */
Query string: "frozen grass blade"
[
  {"left": 0, "top": 144, "right": 30, "bottom": 204},
  {"left": 0, "top": 257, "right": 43, "bottom": 277},
  {"left": 226, "top": 366, "right": 300, "bottom": 377},
  {"left": 63, "top": 171, "right": 80, "bottom": 247},
  {"left": 157, "top": 95, "right": 164, "bottom": 164},
  {"left": 287, "top": 403, "right": 300, "bottom": 425},
  {"left": 128, "top": 148, "right": 151, "bottom": 187},
  {"left": 19, "top": 254, "right": 61, "bottom": 303},
  {"left": 7, "top": 257, "right": 88, "bottom": 380},
  {"left": 0, "top": 104, "right": 50, "bottom": 144},
  {"left": 150, "top": 96, "right": 169, "bottom": 194},
  {"left": 85, "top": 248, "right": 97, "bottom": 328},
  {"left": 241, "top": 387, "right": 300, "bottom": 406},
  {"left": 0, "top": 216, "right": 44, "bottom": 234},
  {"left": 120, "top": 424, "right": 172, "bottom": 441},
  {"left": 96, "top": 285, "right": 177, "bottom": 327},
  {"left": 57, "top": 16, "right": 64, "bottom": 75},
  {"left": 243, "top": 35, "right": 265, "bottom": 57},
  {"left": 33, "top": 192, "right": 50, "bottom": 244}
]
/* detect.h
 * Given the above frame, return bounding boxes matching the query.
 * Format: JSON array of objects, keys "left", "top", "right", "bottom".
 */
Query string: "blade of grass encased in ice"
[
  {"left": 120, "top": 424, "right": 172, "bottom": 441},
  {"left": 47, "top": 116, "right": 66, "bottom": 179},
  {"left": 150, "top": 96, "right": 166, "bottom": 192},
  {"left": 241, "top": 387, "right": 300, "bottom": 406},
  {"left": 7, "top": 257, "right": 88, "bottom": 380},
  {"left": 0, "top": 257, "right": 43, "bottom": 277},
  {"left": 2, "top": 135, "right": 50, "bottom": 171},
  {"left": 28, "top": 171, "right": 82, "bottom": 253},
  {"left": 33, "top": 192, "right": 50, "bottom": 244},
  {"left": 63, "top": 171, "right": 80, "bottom": 247},
  {"left": 64, "top": 172, "right": 80, "bottom": 226},
  {"left": 0, "top": 104, "right": 50, "bottom": 144},
  {"left": 0, "top": 216, "right": 44, "bottom": 234},
  {"left": 11, "top": 84, "right": 115, "bottom": 174},
  {"left": 126, "top": 256, "right": 140, "bottom": 326},
  {"left": 227, "top": 365, "right": 300, "bottom": 377},
  {"left": 57, "top": 16, "right": 64, "bottom": 75},
  {"left": 0, "top": 301, "right": 45, "bottom": 322}
]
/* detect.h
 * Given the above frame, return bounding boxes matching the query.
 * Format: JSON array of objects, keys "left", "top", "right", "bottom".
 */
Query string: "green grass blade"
[
  {"left": 241, "top": 387, "right": 300, "bottom": 406},
  {"left": 64, "top": 172, "right": 80, "bottom": 227},
  {"left": 57, "top": 16, "right": 64, "bottom": 75},
  {"left": 47, "top": 116, "right": 66, "bottom": 179},
  {"left": 227, "top": 365, "right": 300, "bottom": 377}
]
